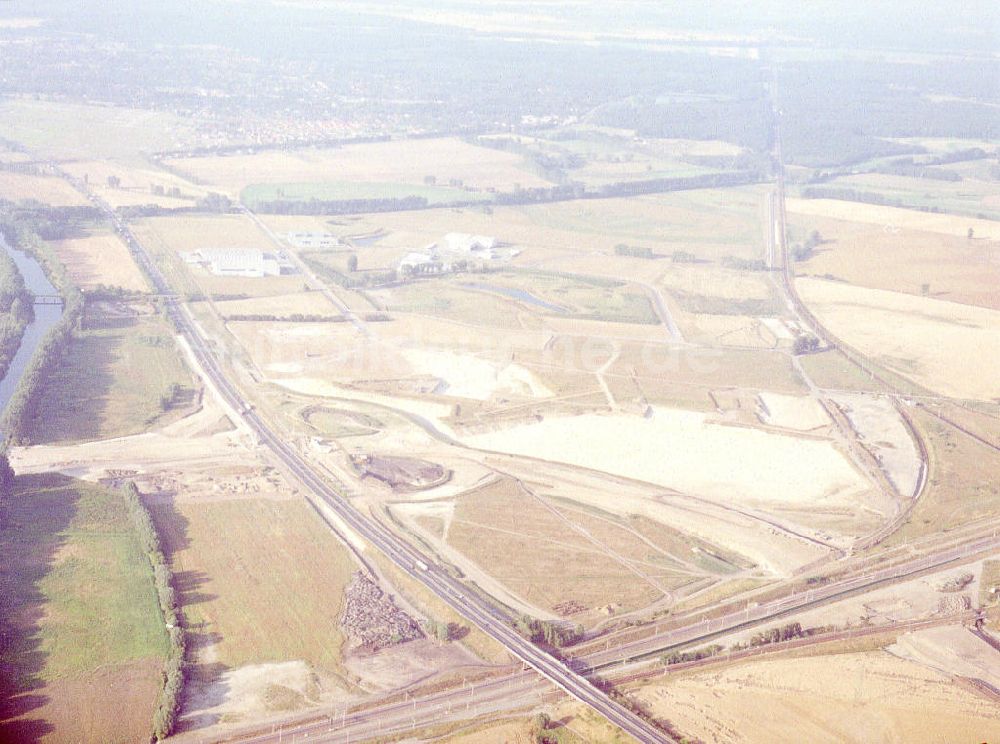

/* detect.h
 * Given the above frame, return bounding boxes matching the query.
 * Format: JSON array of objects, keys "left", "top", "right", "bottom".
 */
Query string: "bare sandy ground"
[
  {"left": 888, "top": 625, "right": 1000, "bottom": 689},
  {"left": 344, "top": 638, "right": 485, "bottom": 693},
  {"left": 830, "top": 393, "right": 922, "bottom": 497},
  {"left": 787, "top": 197, "right": 1000, "bottom": 240},
  {"left": 461, "top": 406, "right": 870, "bottom": 509},
  {"left": 636, "top": 651, "right": 1000, "bottom": 743},
  {"left": 8, "top": 394, "right": 249, "bottom": 482},
  {"left": 757, "top": 392, "right": 831, "bottom": 431},
  {"left": 274, "top": 377, "right": 457, "bottom": 425},
  {"left": 798, "top": 277, "right": 1000, "bottom": 400},
  {"left": 755, "top": 561, "right": 983, "bottom": 635},
  {"left": 180, "top": 660, "right": 346, "bottom": 733},
  {"left": 401, "top": 347, "right": 554, "bottom": 401}
]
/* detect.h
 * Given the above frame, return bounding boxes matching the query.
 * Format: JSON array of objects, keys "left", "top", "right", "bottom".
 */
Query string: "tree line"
[
  {"left": 121, "top": 481, "right": 185, "bottom": 741},
  {"left": 248, "top": 171, "right": 764, "bottom": 216},
  {"left": 513, "top": 614, "right": 584, "bottom": 648},
  {"left": 0, "top": 243, "right": 34, "bottom": 383}
]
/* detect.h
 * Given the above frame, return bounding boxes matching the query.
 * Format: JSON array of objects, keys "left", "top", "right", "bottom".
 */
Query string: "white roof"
[{"left": 399, "top": 251, "right": 433, "bottom": 266}]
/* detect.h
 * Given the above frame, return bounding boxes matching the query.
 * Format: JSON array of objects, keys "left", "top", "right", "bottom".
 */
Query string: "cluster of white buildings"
[{"left": 398, "top": 233, "right": 518, "bottom": 273}]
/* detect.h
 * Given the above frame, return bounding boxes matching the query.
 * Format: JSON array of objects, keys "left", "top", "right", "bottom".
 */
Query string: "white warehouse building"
[{"left": 184, "top": 249, "right": 282, "bottom": 278}]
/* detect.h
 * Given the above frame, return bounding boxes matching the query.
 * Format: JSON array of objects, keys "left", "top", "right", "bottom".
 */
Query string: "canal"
[{"left": 0, "top": 234, "right": 63, "bottom": 416}]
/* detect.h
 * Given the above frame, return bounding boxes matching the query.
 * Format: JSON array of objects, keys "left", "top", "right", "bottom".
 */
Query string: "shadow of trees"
[{"left": 0, "top": 473, "right": 80, "bottom": 743}]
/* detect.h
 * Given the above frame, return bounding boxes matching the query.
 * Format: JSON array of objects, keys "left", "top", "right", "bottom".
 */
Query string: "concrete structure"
[{"left": 285, "top": 231, "right": 340, "bottom": 249}]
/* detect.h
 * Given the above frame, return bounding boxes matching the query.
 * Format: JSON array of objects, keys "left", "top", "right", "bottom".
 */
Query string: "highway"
[
  {"left": 213, "top": 526, "right": 1000, "bottom": 743},
  {"left": 56, "top": 169, "right": 676, "bottom": 744}
]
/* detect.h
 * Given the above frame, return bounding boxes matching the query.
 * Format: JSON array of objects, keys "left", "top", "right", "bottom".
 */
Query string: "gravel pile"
[{"left": 341, "top": 571, "right": 422, "bottom": 651}]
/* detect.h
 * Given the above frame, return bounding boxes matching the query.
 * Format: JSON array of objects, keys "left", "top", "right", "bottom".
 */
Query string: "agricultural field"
[
  {"left": 0, "top": 474, "right": 167, "bottom": 744},
  {"left": 413, "top": 477, "right": 695, "bottom": 620},
  {"left": 803, "top": 171, "right": 1000, "bottom": 220},
  {"left": 61, "top": 160, "right": 207, "bottom": 209},
  {"left": 212, "top": 290, "right": 338, "bottom": 319},
  {"left": 0, "top": 172, "right": 89, "bottom": 206},
  {"left": 50, "top": 228, "right": 150, "bottom": 292},
  {"left": 316, "top": 186, "right": 769, "bottom": 271},
  {"left": 797, "top": 277, "right": 1000, "bottom": 400},
  {"left": 788, "top": 213, "right": 1000, "bottom": 309},
  {"left": 786, "top": 197, "right": 1000, "bottom": 240},
  {"left": 165, "top": 137, "right": 553, "bottom": 197},
  {"left": 633, "top": 649, "right": 1000, "bottom": 743},
  {"left": 148, "top": 496, "right": 357, "bottom": 678},
  {"left": 0, "top": 99, "right": 203, "bottom": 162},
  {"left": 23, "top": 309, "right": 198, "bottom": 444},
  {"left": 881, "top": 406, "right": 1000, "bottom": 545}
]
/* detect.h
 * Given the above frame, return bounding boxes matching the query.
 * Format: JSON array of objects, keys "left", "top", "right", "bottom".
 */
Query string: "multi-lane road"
[
  {"left": 214, "top": 525, "right": 1000, "bottom": 743},
  {"left": 57, "top": 169, "right": 675, "bottom": 744}
]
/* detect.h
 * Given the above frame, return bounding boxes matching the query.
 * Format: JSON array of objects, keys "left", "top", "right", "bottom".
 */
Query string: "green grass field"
[
  {"left": 0, "top": 474, "right": 167, "bottom": 742},
  {"left": 0, "top": 475, "right": 168, "bottom": 677},
  {"left": 25, "top": 312, "right": 197, "bottom": 444},
  {"left": 149, "top": 497, "right": 357, "bottom": 676},
  {"left": 241, "top": 180, "right": 493, "bottom": 207}
]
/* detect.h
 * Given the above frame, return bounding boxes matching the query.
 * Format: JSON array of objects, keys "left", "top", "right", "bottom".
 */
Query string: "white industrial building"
[
  {"left": 183, "top": 249, "right": 283, "bottom": 278},
  {"left": 285, "top": 232, "right": 340, "bottom": 249}
]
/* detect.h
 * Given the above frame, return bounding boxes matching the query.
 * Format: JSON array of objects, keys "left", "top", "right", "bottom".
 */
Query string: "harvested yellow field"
[
  {"left": 790, "top": 216, "right": 1000, "bottom": 310},
  {"left": 786, "top": 197, "right": 1000, "bottom": 240},
  {"left": 61, "top": 159, "right": 206, "bottom": 208},
  {"left": 659, "top": 264, "right": 775, "bottom": 301},
  {"left": 214, "top": 291, "right": 335, "bottom": 318},
  {"left": 445, "top": 479, "right": 678, "bottom": 615},
  {"left": 165, "top": 137, "right": 551, "bottom": 195},
  {"left": 798, "top": 278, "right": 1000, "bottom": 400},
  {"left": 461, "top": 406, "right": 869, "bottom": 508},
  {"left": 635, "top": 651, "right": 1000, "bottom": 744},
  {"left": 52, "top": 230, "right": 150, "bottom": 292},
  {"left": 0, "top": 171, "right": 89, "bottom": 206},
  {"left": 134, "top": 213, "right": 274, "bottom": 252}
]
